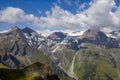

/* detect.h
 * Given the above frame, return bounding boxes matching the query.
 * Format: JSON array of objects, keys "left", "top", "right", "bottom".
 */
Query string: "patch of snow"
[
  {"left": 40, "top": 33, "right": 47, "bottom": 37},
  {"left": 24, "top": 33, "right": 29, "bottom": 38},
  {"left": 106, "top": 33, "right": 119, "bottom": 38},
  {"left": 118, "top": 35, "right": 120, "bottom": 37},
  {"left": 68, "top": 31, "right": 85, "bottom": 36},
  {"left": 10, "top": 39, "right": 13, "bottom": 42},
  {"left": 25, "top": 55, "right": 32, "bottom": 64},
  {"left": 36, "top": 30, "right": 51, "bottom": 37},
  {"left": 52, "top": 44, "right": 60, "bottom": 53},
  {"left": 74, "top": 39, "right": 78, "bottom": 43},
  {"left": 28, "top": 40, "right": 32, "bottom": 45},
  {"left": 61, "top": 36, "right": 76, "bottom": 44},
  {"left": 38, "top": 37, "right": 44, "bottom": 41},
  {"left": 0, "top": 29, "right": 11, "bottom": 33},
  {"left": 101, "top": 28, "right": 113, "bottom": 33}
]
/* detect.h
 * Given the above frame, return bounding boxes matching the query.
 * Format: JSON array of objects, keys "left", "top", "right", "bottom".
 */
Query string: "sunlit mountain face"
[{"left": 0, "top": 0, "right": 120, "bottom": 80}]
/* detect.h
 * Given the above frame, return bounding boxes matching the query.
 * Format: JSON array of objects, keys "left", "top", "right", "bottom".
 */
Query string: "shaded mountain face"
[
  {"left": 81, "top": 29, "right": 108, "bottom": 44},
  {"left": 0, "top": 62, "right": 60, "bottom": 80},
  {"left": 82, "top": 29, "right": 108, "bottom": 39},
  {"left": 0, "top": 27, "right": 27, "bottom": 68},
  {"left": 48, "top": 32, "right": 67, "bottom": 42},
  {"left": 22, "top": 27, "right": 35, "bottom": 36},
  {"left": 22, "top": 27, "right": 45, "bottom": 47}
]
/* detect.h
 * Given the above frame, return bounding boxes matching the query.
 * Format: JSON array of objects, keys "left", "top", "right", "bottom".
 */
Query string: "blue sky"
[
  {"left": 0, "top": 0, "right": 91, "bottom": 16},
  {"left": 0, "top": 0, "right": 120, "bottom": 33}
]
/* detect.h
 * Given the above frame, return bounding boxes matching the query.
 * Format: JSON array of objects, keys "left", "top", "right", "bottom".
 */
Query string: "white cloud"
[
  {"left": 36, "top": 29, "right": 70, "bottom": 37},
  {"left": 79, "top": 3, "right": 88, "bottom": 10},
  {"left": 39, "top": 0, "right": 120, "bottom": 30},
  {"left": 83, "top": 0, "right": 116, "bottom": 29},
  {"left": 0, "top": 0, "right": 120, "bottom": 31},
  {"left": 0, "top": 7, "right": 41, "bottom": 27},
  {"left": 101, "top": 27, "right": 113, "bottom": 33},
  {"left": 37, "top": 30, "right": 54, "bottom": 36},
  {"left": 0, "top": 7, "right": 24, "bottom": 23},
  {"left": 40, "top": 5, "right": 82, "bottom": 29}
]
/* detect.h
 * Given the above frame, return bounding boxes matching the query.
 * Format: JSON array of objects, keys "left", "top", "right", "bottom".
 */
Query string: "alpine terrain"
[{"left": 0, "top": 27, "right": 120, "bottom": 80}]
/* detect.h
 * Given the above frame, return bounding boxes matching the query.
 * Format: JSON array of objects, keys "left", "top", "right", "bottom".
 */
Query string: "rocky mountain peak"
[
  {"left": 22, "top": 27, "right": 36, "bottom": 35},
  {"left": 48, "top": 32, "right": 67, "bottom": 42},
  {"left": 9, "top": 26, "right": 21, "bottom": 32},
  {"left": 82, "top": 29, "right": 108, "bottom": 40}
]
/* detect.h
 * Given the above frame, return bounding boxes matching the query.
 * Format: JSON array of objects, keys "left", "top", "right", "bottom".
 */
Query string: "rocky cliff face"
[
  {"left": 81, "top": 29, "right": 108, "bottom": 45},
  {"left": 47, "top": 32, "right": 67, "bottom": 42}
]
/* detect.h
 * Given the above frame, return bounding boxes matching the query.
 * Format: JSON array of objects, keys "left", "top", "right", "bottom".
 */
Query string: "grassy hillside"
[
  {"left": 74, "top": 44, "right": 120, "bottom": 80},
  {"left": 43, "top": 43, "right": 120, "bottom": 80},
  {"left": 0, "top": 63, "right": 8, "bottom": 68},
  {"left": 0, "top": 62, "right": 61, "bottom": 80}
]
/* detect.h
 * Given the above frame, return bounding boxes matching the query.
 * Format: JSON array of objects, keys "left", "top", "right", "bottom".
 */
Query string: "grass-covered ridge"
[
  {"left": 0, "top": 62, "right": 61, "bottom": 80},
  {"left": 0, "top": 63, "right": 8, "bottom": 68}
]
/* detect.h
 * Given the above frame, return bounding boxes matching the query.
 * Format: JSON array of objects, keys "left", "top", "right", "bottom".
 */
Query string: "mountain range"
[{"left": 0, "top": 26, "right": 120, "bottom": 80}]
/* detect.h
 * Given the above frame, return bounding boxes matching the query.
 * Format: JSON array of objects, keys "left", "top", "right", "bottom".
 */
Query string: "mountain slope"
[
  {"left": 0, "top": 62, "right": 60, "bottom": 80},
  {"left": 74, "top": 44, "right": 120, "bottom": 80},
  {"left": 48, "top": 32, "right": 67, "bottom": 42},
  {"left": 0, "top": 27, "right": 71, "bottom": 79},
  {"left": 81, "top": 29, "right": 108, "bottom": 45}
]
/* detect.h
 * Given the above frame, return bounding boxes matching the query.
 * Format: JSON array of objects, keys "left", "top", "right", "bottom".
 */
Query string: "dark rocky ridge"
[
  {"left": 22, "top": 27, "right": 36, "bottom": 36},
  {"left": 81, "top": 29, "right": 108, "bottom": 44},
  {"left": 48, "top": 32, "right": 67, "bottom": 42}
]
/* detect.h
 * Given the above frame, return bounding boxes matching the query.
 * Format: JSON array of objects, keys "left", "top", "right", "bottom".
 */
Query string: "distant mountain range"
[{"left": 0, "top": 26, "right": 120, "bottom": 80}]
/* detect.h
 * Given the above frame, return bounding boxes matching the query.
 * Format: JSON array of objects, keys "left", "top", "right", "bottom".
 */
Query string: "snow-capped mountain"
[
  {"left": 22, "top": 27, "right": 45, "bottom": 47},
  {"left": 1, "top": 27, "right": 120, "bottom": 49},
  {"left": 0, "top": 29, "right": 11, "bottom": 33}
]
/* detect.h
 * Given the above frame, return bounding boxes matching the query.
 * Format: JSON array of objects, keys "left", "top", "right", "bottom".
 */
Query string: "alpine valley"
[{"left": 0, "top": 26, "right": 120, "bottom": 80}]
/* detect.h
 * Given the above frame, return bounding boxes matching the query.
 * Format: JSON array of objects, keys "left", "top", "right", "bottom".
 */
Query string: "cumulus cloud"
[
  {"left": 0, "top": 7, "right": 41, "bottom": 27},
  {"left": 37, "top": 29, "right": 74, "bottom": 36},
  {"left": 0, "top": 0, "right": 120, "bottom": 31},
  {"left": 79, "top": 3, "right": 88, "bottom": 10},
  {"left": 101, "top": 27, "right": 113, "bottom": 33},
  {"left": 83, "top": 0, "right": 117, "bottom": 29},
  {"left": 40, "top": 0, "right": 120, "bottom": 30},
  {"left": 40, "top": 6, "right": 83, "bottom": 29},
  {"left": 0, "top": 7, "right": 24, "bottom": 23}
]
